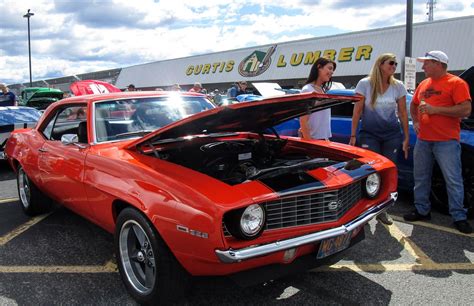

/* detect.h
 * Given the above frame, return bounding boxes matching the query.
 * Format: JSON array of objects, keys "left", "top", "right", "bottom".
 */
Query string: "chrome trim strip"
[{"left": 215, "top": 192, "right": 398, "bottom": 263}]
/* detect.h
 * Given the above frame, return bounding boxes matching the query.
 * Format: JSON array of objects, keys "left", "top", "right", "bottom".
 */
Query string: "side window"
[
  {"left": 39, "top": 105, "right": 87, "bottom": 141},
  {"left": 42, "top": 117, "right": 56, "bottom": 140}
]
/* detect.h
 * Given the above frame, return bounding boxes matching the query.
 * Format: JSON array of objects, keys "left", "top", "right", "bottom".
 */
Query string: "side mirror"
[{"left": 61, "top": 134, "right": 79, "bottom": 145}]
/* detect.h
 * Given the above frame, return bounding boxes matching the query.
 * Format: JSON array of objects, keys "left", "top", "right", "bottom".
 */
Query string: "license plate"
[{"left": 317, "top": 231, "right": 352, "bottom": 259}]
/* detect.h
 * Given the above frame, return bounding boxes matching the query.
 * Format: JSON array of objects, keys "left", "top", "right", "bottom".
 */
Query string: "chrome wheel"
[
  {"left": 119, "top": 220, "right": 156, "bottom": 294},
  {"left": 18, "top": 168, "right": 31, "bottom": 210}
]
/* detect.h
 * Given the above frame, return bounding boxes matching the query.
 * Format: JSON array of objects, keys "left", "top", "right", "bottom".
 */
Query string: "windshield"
[{"left": 94, "top": 95, "right": 215, "bottom": 142}]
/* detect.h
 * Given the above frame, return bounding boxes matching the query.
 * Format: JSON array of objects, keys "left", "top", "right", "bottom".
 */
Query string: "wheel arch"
[{"left": 112, "top": 199, "right": 171, "bottom": 251}]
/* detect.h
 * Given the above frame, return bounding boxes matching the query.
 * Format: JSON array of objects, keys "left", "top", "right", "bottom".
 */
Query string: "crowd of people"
[
  {"left": 298, "top": 50, "right": 471, "bottom": 234},
  {"left": 123, "top": 81, "right": 254, "bottom": 106}
]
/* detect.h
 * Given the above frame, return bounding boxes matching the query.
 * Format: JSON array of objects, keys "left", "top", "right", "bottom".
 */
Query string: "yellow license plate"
[{"left": 317, "top": 232, "right": 352, "bottom": 259}]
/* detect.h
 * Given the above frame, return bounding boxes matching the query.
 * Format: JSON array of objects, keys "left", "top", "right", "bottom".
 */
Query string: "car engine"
[{"left": 154, "top": 137, "right": 341, "bottom": 185}]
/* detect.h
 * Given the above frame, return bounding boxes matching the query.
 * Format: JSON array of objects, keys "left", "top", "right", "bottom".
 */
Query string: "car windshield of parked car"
[{"left": 94, "top": 95, "right": 215, "bottom": 142}]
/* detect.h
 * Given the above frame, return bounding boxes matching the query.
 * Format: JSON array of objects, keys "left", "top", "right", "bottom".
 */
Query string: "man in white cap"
[{"left": 404, "top": 50, "right": 472, "bottom": 233}]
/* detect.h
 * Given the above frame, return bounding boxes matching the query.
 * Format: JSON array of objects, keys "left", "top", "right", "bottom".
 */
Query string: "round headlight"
[
  {"left": 224, "top": 204, "right": 265, "bottom": 240},
  {"left": 365, "top": 173, "right": 381, "bottom": 198},
  {"left": 240, "top": 204, "right": 265, "bottom": 237}
]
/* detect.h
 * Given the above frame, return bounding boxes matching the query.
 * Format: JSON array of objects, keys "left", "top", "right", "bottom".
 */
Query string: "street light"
[{"left": 23, "top": 9, "right": 34, "bottom": 87}]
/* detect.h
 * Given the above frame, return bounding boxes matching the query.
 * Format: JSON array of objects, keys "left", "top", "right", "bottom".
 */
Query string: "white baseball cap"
[{"left": 417, "top": 50, "right": 449, "bottom": 64}]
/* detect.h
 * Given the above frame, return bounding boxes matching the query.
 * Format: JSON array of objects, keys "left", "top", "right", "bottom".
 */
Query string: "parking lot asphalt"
[{"left": 0, "top": 163, "right": 473, "bottom": 305}]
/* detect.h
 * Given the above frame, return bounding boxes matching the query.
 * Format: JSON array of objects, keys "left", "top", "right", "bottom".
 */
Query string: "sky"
[{"left": 1, "top": 0, "right": 473, "bottom": 85}]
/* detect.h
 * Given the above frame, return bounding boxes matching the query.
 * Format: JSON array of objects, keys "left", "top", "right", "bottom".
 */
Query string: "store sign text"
[
  {"left": 276, "top": 45, "right": 372, "bottom": 67},
  {"left": 186, "top": 61, "right": 234, "bottom": 75},
  {"left": 185, "top": 45, "right": 373, "bottom": 76}
]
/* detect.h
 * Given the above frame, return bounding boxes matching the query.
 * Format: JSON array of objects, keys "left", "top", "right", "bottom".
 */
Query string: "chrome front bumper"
[{"left": 215, "top": 192, "right": 398, "bottom": 263}]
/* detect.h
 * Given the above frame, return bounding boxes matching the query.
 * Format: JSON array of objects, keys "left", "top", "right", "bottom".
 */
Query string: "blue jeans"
[
  {"left": 413, "top": 139, "right": 466, "bottom": 221},
  {"left": 358, "top": 131, "right": 402, "bottom": 163}
]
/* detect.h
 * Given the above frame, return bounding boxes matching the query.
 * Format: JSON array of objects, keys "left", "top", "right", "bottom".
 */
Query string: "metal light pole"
[{"left": 23, "top": 9, "right": 34, "bottom": 87}]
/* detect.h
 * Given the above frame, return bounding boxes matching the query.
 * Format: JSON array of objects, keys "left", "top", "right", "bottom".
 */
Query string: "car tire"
[
  {"left": 17, "top": 165, "right": 53, "bottom": 216},
  {"left": 115, "top": 208, "right": 191, "bottom": 305},
  {"left": 430, "top": 157, "right": 474, "bottom": 219}
]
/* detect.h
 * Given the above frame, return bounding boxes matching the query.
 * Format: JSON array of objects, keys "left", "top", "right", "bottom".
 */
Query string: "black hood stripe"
[
  {"left": 332, "top": 161, "right": 377, "bottom": 180},
  {"left": 258, "top": 172, "right": 325, "bottom": 195}
]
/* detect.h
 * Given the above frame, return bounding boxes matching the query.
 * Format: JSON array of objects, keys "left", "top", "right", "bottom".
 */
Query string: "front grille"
[{"left": 223, "top": 181, "right": 362, "bottom": 236}]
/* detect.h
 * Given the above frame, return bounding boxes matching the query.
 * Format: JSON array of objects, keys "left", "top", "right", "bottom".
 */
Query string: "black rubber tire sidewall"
[{"left": 114, "top": 207, "right": 190, "bottom": 305}]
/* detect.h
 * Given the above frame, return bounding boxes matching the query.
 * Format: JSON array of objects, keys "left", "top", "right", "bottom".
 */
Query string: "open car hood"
[
  {"left": 125, "top": 92, "right": 360, "bottom": 149},
  {"left": 70, "top": 80, "right": 122, "bottom": 96},
  {"left": 28, "top": 89, "right": 63, "bottom": 101}
]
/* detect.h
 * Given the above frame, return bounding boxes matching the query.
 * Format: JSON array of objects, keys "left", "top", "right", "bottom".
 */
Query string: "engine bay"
[{"left": 149, "top": 136, "right": 350, "bottom": 185}]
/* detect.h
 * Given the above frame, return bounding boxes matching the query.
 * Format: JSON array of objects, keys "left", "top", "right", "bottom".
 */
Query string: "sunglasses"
[
  {"left": 387, "top": 60, "right": 398, "bottom": 66},
  {"left": 425, "top": 52, "right": 441, "bottom": 62}
]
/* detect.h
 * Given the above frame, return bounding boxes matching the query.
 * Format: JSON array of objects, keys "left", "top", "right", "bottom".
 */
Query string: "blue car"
[{"left": 0, "top": 106, "right": 42, "bottom": 159}]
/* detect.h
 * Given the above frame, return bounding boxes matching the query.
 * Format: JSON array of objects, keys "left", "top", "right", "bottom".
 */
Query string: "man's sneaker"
[
  {"left": 403, "top": 210, "right": 431, "bottom": 222},
  {"left": 453, "top": 220, "right": 473, "bottom": 234},
  {"left": 376, "top": 212, "right": 393, "bottom": 225}
]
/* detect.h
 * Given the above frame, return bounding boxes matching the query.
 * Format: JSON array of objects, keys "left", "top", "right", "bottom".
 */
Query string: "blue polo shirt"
[{"left": 0, "top": 92, "right": 16, "bottom": 106}]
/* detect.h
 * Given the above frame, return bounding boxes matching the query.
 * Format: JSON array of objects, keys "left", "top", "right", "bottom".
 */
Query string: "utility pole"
[
  {"left": 403, "top": 0, "right": 413, "bottom": 81},
  {"left": 23, "top": 9, "right": 34, "bottom": 87},
  {"left": 427, "top": 0, "right": 436, "bottom": 21},
  {"left": 403, "top": 0, "right": 416, "bottom": 92}
]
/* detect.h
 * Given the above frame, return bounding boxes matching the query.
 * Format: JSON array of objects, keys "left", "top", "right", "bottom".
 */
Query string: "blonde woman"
[{"left": 350, "top": 53, "right": 409, "bottom": 225}]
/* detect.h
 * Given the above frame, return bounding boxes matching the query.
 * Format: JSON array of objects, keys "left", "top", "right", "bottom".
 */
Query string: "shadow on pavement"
[
  {"left": 0, "top": 161, "right": 15, "bottom": 182},
  {"left": 185, "top": 268, "right": 392, "bottom": 305}
]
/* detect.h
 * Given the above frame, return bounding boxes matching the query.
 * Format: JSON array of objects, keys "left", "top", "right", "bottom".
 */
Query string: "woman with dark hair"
[
  {"left": 350, "top": 53, "right": 409, "bottom": 225},
  {"left": 299, "top": 57, "right": 336, "bottom": 140}
]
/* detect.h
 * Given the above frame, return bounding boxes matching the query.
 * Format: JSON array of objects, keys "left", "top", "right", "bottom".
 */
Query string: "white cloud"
[{"left": 1, "top": 0, "right": 473, "bottom": 84}]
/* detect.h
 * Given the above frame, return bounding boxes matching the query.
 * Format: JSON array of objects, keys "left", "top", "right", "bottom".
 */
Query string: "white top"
[
  {"left": 301, "top": 83, "right": 332, "bottom": 140},
  {"left": 354, "top": 77, "right": 407, "bottom": 139}
]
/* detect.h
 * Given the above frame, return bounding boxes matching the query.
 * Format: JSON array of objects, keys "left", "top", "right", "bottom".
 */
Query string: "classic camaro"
[{"left": 5, "top": 90, "right": 398, "bottom": 304}]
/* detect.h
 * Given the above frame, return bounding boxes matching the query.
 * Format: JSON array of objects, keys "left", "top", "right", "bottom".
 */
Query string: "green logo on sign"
[{"left": 238, "top": 45, "right": 276, "bottom": 77}]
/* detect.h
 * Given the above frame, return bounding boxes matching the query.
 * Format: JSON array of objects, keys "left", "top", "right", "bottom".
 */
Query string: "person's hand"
[
  {"left": 413, "top": 121, "right": 420, "bottom": 134},
  {"left": 402, "top": 138, "right": 409, "bottom": 159},
  {"left": 349, "top": 136, "right": 356, "bottom": 146},
  {"left": 419, "top": 102, "right": 436, "bottom": 115}
]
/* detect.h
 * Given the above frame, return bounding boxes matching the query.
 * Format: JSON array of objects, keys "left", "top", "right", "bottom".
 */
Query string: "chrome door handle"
[{"left": 38, "top": 148, "right": 48, "bottom": 153}]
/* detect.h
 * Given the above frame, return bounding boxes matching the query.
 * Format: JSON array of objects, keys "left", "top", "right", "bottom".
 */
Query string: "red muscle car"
[{"left": 5, "top": 90, "right": 398, "bottom": 304}]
